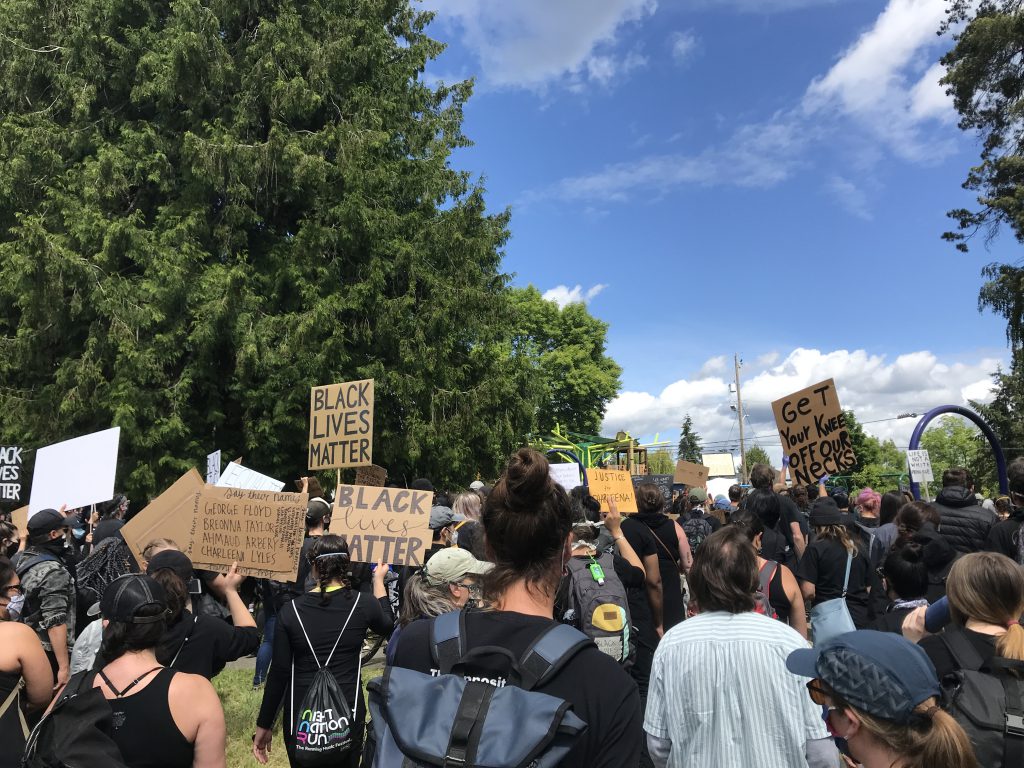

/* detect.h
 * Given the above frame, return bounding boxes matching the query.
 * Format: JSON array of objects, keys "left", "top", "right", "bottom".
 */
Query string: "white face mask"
[{"left": 4, "top": 593, "right": 25, "bottom": 621}]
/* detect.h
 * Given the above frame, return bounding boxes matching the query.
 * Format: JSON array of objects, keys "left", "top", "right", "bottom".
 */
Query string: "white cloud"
[
  {"left": 602, "top": 347, "right": 1005, "bottom": 463},
  {"left": 827, "top": 175, "right": 873, "bottom": 220},
  {"left": 670, "top": 31, "right": 699, "bottom": 65},
  {"left": 429, "top": 0, "right": 655, "bottom": 90},
  {"left": 532, "top": 0, "right": 955, "bottom": 209},
  {"left": 542, "top": 283, "right": 608, "bottom": 307}
]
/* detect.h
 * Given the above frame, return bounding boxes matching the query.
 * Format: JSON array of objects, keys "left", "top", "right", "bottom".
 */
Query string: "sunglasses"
[{"left": 806, "top": 679, "right": 832, "bottom": 707}]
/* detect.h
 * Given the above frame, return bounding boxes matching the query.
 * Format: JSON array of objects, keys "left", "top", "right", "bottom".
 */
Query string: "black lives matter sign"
[
  {"left": 0, "top": 446, "right": 22, "bottom": 502},
  {"left": 308, "top": 379, "right": 374, "bottom": 470},
  {"left": 771, "top": 378, "right": 856, "bottom": 486}
]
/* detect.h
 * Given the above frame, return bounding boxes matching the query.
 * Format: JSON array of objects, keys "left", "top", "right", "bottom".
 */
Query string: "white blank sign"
[
  {"left": 549, "top": 462, "right": 583, "bottom": 490},
  {"left": 29, "top": 427, "right": 121, "bottom": 517},
  {"left": 215, "top": 461, "right": 285, "bottom": 492}
]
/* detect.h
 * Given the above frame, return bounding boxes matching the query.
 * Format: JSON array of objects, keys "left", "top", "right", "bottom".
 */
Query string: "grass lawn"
[{"left": 213, "top": 664, "right": 383, "bottom": 768}]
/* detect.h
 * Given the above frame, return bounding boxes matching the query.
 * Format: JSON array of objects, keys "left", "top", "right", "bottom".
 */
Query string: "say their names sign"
[
  {"left": 309, "top": 379, "right": 374, "bottom": 470},
  {"left": 186, "top": 486, "right": 308, "bottom": 577},
  {"left": 0, "top": 446, "right": 23, "bottom": 502},
  {"left": 772, "top": 378, "right": 856, "bottom": 486},
  {"left": 587, "top": 469, "right": 638, "bottom": 513},
  {"left": 329, "top": 484, "right": 432, "bottom": 566}
]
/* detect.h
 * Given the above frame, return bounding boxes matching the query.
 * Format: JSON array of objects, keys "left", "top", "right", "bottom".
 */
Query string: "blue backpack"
[{"left": 366, "top": 610, "right": 592, "bottom": 767}]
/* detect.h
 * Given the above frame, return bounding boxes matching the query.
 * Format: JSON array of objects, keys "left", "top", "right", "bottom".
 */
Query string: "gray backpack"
[
  {"left": 560, "top": 553, "right": 634, "bottom": 665},
  {"left": 366, "top": 610, "right": 591, "bottom": 767}
]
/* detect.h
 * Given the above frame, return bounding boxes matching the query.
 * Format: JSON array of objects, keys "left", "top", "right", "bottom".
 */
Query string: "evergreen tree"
[
  {"left": 0, "top": 0, "right": 538, "bottom": 496},
  {"left": 744, "top": 446, "right": 772, "bottom": 472},
  {"left": 677, "top": 415, "right": 703, "bottom": 463}
]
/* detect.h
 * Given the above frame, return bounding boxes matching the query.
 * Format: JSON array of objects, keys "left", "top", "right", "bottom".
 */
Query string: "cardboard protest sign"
[
  {"left": 121, "top": 469, "right": 205, "bottom": 568},
  {"left": 29, "top": 427, "right": 120, "bottom": 517},
  {"left": 329, "top": 484, "right": 433, "bottom": 566},
  {"left": 11, "top": 506, "right": 27, "bottom": 537},
  {"left": 216, "top": 462, "right": 284, "bottom": 492},
  {"left": 185, "top": 486, "right": 308, "bottom": 578},
  {"left": 701, "top": 453, "right": 736, "bottom": 478},
  {"left": 206, "top": 450, "right": 222, "bottom": 485},
  {"left": 0, "top": 446, "right": 23, "bottom": 502},
  {"left": 354, "top": 464, "right": 388, "bottom": 488},
  {"left": 309, "top": 379, "right": 374, "bottom": 470},
  {"left": 907, "top": 450, "right": 934, "bottom": 483},
  {"left": 549, "top": 462, "right": 583, "bottom": 490},
  {"left": 772, "top": 378, "right": 856, "bottom": 486},
  {"left": 674, "top": 460, "right": 710, "bottom": 488},
  {"left": 632, "top": 474, "right": 673, "bottom": 504},
  {"left": 587, "top": 469, "right": 638, "bottom": 513}
]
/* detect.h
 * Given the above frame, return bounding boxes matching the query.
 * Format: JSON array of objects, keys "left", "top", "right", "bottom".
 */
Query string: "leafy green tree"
[
  {"left": 677, "top": 415, "right": 703, "bottom": 463},
  {"left": 744, "top": 446, "right": 772, "bottom": 472},
  {"left": 646, "top": 448, "right": 675, "bottom": 475},
  {"left": 919, "top": 415, "right": 997, "bottom": 496},
  {"left": 940, "top": 1, "right": 1024, "bottom": 349},
  {"left": 508, "top": 286, "right": 621, "bottom": 436},
  {"left": 972, "top": 358, "right": 1024, "bottom": 467},
  {"left": 0, "top": 0, "right": 540, "bottom": 498}
]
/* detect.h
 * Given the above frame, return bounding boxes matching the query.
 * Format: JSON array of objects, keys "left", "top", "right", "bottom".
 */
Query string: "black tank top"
[
  {"left": 0, "top": 670, "right": 26, "bottom": 768},
  {"left": 763, "top": 562, "right": 792, "bottom": 623},
  {"left": 106, "top": 668, "right": 194, "bottom": 768}
]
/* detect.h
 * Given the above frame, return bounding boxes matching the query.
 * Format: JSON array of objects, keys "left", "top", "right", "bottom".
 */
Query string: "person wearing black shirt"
[
  {"left": 870, "top": 540, "right": 929, "bottom": 635},
  {"left": 797, "top": 498, "right": 873, "bottom": 629},
  {"left": 254, "top": 535, "right": 393, "bottom": 767},
  {"left": 390, "top": 449, "right": 643, "bottom": 768},
  {"left": 146, "top": 550, "right": 260, "bottom": 678},
  {"left": 985, "top": 456, "right": 1024, "bottom": 563}
]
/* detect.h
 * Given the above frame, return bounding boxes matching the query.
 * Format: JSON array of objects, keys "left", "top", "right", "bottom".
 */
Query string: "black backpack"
[
  {"left": 940, "top": 628, "right": 1024, "bottom": 768},
  {"left": 681, "top": 515, "right": 712, "bottom": 553},
  {"left": 21, "top": 670, "right": 130, "bottom": 768},
  {"left": 557, "top": 553, "right": 634, "bottom": 665}
]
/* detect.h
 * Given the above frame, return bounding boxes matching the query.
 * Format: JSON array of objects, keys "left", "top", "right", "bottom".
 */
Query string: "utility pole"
[{"left": 735, "top": 353, "right": 747, "bottom": 484}]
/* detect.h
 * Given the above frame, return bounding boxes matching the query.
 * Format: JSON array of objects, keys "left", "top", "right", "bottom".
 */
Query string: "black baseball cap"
[
  {"left": 146, "top": 549, "right": 194, "bottom": 583},
  {"left": 786, "top": 630, "right": 940, "bottom": 723},
  {"left": 100, "top": 574, "right": 167, "bottom": 624},
  {"left": 26, "top": 509, "right": 70, "bottom": 536}
]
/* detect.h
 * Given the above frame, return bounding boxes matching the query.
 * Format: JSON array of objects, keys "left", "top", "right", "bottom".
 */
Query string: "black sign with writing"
[
  {"left": 632, "top": 473, "right": 673, "bottom": 504},
  {"left": 0, "top": 446, "right": 22, "bottom": 502}
]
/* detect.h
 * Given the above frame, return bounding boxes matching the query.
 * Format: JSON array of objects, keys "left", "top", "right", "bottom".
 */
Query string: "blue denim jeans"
[{"left": 252, "top": 609, "right": 276, "bottom": 686}]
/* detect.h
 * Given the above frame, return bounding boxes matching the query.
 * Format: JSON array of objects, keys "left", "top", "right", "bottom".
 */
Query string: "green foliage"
[
  {"left": 744, "top": 446, "right": 772, "bottom": 472},
  {"left": 508, "top": 286, "right": 622, "bottom": 436},
  {"left": 919, "top": 415, "right": 997, "bottom": 496},
  {"left": 646, "top": 448, "right": 675, "bottom": 475},
  {"left": 677, "top": 415, "right": 703, "bottom": 463},
  {"left": 971, "top": 355, "right": 1024, "bottom": 470},
  {"left": 0, "top": 0, "right": 542, "bottom": 497},
  {"left": 940, "top": 1, "right": 1024, "bottom": 348}
]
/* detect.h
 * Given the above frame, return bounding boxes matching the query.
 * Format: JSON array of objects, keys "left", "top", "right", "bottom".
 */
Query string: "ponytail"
[
  {"left": 915, "top": 707, "right": 979, "bottom": 768},
  {"left": 997, "top": 621, "right": 1024, "bottom": 661}
]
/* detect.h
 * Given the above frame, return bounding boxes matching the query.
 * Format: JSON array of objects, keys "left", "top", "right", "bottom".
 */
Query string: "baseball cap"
[
  {"left": 829, "top": 488, "right": 850, "bottom": 509},
  {"left": 713, "top": 496, "right": 732, "bottom": 511},
  {"left": 306, "top": 497, "right": 331, "bottom": 522},
  {"left": 688, "top": 488, "right": 708, "bottom": 503},
  {"left": 469, "top": 480, "right": 485, "bottom": 491},
  {"left": 422, "top": 548, "right": 493, "bottom": 586},
  {"left": 100, "top": 574, "right": 168, "bottom": 624},
  {"left": 429, "top": 505, "right": 465, "bottom": 530},
  {"left": 26, "top": 509, "right": 70, "bottom": 536},
  {"left": 146, "top": 549, "right": 194, "bottom": 583},
  {"left": 809, "top": 497, "right": 843, "bottom": 527},
  {"left": 786, "top": 630, "right": 940, "bottom": 723}
]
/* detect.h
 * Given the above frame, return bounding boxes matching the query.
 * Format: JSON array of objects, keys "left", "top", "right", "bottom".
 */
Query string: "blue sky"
[{"left": 424, "top": 0, "right": 1015, "bottom": 460}]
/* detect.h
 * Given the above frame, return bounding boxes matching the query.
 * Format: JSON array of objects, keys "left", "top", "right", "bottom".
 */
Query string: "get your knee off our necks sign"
[
  {"left": 772, "top": 378, "right": 857, "bottom": 485},
  {"left": 329, "top": 484, "right": 433, "bottom": 566}
]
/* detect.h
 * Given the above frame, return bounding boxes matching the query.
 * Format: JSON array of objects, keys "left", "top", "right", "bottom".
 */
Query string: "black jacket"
[
  {"left": 986, "top": 506, "right": 1024, "bottom": 563},
  {"left": 934, "top": 486, "right": 998, "bottom": 554}
]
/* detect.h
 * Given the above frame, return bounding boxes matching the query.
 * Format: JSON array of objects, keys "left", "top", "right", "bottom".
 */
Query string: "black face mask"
[{"left": 37, "top": 537, "right": 68, "bottom": 558}]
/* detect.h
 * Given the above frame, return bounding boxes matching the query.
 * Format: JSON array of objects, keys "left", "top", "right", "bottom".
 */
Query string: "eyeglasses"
[
  {"left": 806, "top": 679, "right": 832, "bottom": 707},
  {"left": 452, "top": 580, "right": 481, "bottom": 595}
]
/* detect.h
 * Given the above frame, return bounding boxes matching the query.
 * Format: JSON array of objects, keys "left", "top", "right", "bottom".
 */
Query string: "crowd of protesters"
[{"left": 0, "top": 447, "right": 1022, "bottom": 768}]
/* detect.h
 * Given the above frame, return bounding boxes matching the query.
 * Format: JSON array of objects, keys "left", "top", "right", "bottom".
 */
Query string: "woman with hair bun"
[
  {"left": 787, "top": 630, "right": 978, "bottom": 768},
  {"left": 919, "top": 552, "right": 1024, "bottom": 679},
  {"left": 390, "top": 448, "right": 643, "bottom": 766},
  {"left": 254, "top": 534, "right": 392, "bottom": 767}
]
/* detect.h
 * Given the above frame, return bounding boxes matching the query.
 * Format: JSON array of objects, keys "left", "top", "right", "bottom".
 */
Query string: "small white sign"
[
  {"left": 206, "top": 450, "right": 222, "bottom": 485},
  {"left": 29, "top": 427, "right": 121, "bottom": 517},
  {"left": 549, "top": 462, "right": 583, "bottom": 490},
  {"left": 215, "top": 461, "right": 284, "bottom": 492},
  {"left": 907, "top": 449, "right": 934, "bottom": 483}
]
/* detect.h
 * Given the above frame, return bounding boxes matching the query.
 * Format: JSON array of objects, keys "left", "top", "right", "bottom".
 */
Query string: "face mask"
[
  {"left": 72, "top": 528, "right": 86, "bottom": 540},
  {"left": 5, "top": 593, "right": 24, "bottom": 621}
]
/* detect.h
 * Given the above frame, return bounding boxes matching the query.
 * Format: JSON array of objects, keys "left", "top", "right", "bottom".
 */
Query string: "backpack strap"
[
  {"left": 940, "top": 627, "right": 987, "bottom": 672},
  {"left": 0, "top": 678, "right": 28, "bottom": 739},
  {"left": 987, "top": 658, "right": 1024, "bottom": 765},
  {"left": 168, "top": 615, "right": 199, "bottom": 668},
  {"left": 14, "top": 553, "right": 58, "bottom": 578},
  {"left": 291, "top": 592, "right": 360, "bottom": 669},
  {"left": 516, "top": 623, "right": 592, "bottom": 691},
  {"left": 840, "top": 552, "right": 853, "bottom": 598},
  {"left": 430, "top": 609, "right": 466, "bottom": 675},
  {"left": 758, "top": 561, "right": 778, "bottom": 594}
]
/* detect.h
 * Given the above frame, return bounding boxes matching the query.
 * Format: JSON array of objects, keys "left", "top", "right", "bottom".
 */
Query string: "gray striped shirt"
[{"left": 645, "top": 611, "right": 829, "bottom": 767}]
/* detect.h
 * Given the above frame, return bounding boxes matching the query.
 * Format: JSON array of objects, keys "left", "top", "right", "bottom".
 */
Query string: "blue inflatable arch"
[{"left": 907, "top": 405, "right": 1008, "bottom": 500}]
